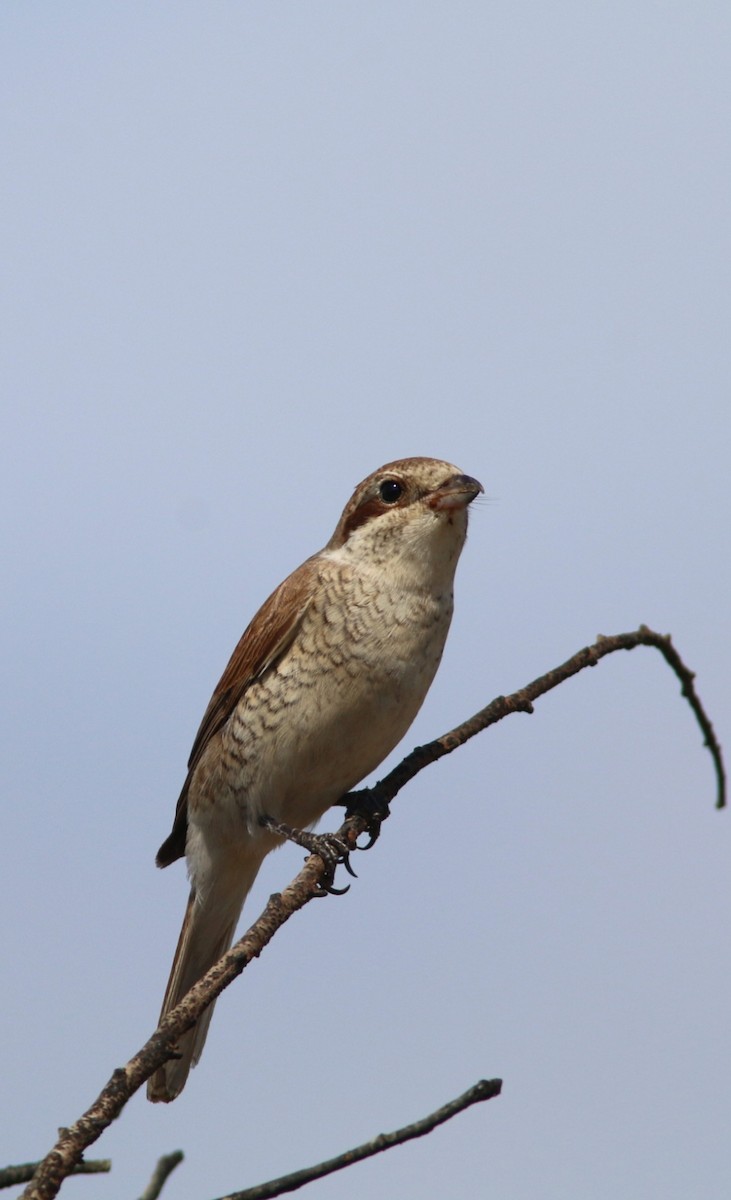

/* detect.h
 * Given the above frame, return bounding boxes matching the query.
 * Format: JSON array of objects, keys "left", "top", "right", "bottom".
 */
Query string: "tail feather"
[{"left": 147, "top": 861, "right": 259, "bottom": 1103}]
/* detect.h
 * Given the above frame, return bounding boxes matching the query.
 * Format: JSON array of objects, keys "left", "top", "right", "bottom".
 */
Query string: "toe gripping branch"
[
  {"left": 342, "top": 786, "right": 391, "bottom": 850},
  {"left": 259, "top": 816, "right": 357, "bottom": 894},
  {"left": 259, "top": 789, "right": 390, "bottom": 896}
]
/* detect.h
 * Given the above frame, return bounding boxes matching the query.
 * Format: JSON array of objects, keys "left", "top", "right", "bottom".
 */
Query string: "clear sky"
[{"left": 2, "top": 5, "right": 730, "bottom": 1199}]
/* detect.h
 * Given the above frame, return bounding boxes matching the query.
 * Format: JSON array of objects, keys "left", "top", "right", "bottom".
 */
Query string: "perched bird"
[{"left": 148, "top": 456, "right": 482, "bottom": 1102}]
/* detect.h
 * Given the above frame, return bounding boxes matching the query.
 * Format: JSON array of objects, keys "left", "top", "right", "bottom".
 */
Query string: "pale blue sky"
[{"left": 2, "top": 5, "right": 730, "bottom": 1199}]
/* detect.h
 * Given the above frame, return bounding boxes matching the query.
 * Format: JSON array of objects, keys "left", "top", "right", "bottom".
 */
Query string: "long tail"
[{"left": 147, "top": 860, "right": 260, "bottom": 1103}]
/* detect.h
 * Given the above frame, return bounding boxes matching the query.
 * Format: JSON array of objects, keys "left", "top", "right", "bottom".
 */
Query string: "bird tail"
[{"left": 147, "top": 860, "right": 260, "bottom": 1103}]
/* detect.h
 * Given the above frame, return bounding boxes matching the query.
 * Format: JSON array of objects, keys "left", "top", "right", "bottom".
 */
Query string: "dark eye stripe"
[{"left": 335, "top": 480, "right": 409, "bottom": 542}]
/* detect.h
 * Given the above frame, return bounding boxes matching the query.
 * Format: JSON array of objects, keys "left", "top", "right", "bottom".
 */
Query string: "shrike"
[{"left": 148, "top": 457, "right": 482, "bottom": 1102}]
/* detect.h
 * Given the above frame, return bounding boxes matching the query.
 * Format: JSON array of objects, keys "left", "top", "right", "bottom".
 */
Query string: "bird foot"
[
  {"left": 342, "top": 789, "right": 391, "bottom": 849},
  {"left": 259, "top": 816, "right": 356, "bottom": 894}
]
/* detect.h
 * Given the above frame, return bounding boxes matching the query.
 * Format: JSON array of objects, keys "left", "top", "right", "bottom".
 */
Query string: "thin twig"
[
  {"left": 137, "top": 1152, "right": 184, "bottom": 1200},
  {"left": 214, "top": 1079, "right": 502, "bottom": 1200},
  {"left": 20, "top": 627, "right": 724, "bottom": 1200},
  {"left": 365, "top": 625, "right": 725, "bottom": 811},
  {"left": 0, "top": 1161, "right": 110, "bottom": 1189}
]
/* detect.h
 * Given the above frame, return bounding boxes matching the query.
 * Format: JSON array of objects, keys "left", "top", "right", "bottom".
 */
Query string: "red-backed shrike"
[{"left": 148, "top": 457, "right": 482, "bottom": 1102}]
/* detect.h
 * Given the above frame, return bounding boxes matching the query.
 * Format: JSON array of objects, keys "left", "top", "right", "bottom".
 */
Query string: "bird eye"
[{"left": 378, "top": 478, "right": 403, "bottom": 504}]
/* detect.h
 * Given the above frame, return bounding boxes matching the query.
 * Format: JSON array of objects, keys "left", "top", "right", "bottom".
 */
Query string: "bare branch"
[
  {"left": 137, "top": 1151, "right": 184, "bottom": 1200},
  {"left": 0, "top": 1161, "right": 110, "bottom": 1190},
  {"left": 214, "top": 1079, "right": 502, "bottom": 1200},
  {"left": 20, "top": 859, "right": 328, "bottom": 1200},
  {"left": 366, "top": 625, "right": 725, "bottom": 810},
  {"left": 20, "top": 627, "right": 724, "bottom": 1200}
]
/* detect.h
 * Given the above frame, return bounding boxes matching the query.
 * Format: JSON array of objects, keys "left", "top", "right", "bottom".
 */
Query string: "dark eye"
[{"left": 378, "top": 478, "right": 403, "bottom": 504}]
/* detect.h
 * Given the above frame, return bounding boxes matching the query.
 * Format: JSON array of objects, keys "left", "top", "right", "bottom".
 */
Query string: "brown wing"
[{"left": 155, "top": 559, "right": 315, "bottom": 867}]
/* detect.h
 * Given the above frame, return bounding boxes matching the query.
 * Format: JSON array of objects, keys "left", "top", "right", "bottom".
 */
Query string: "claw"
[
  {"left": 344, "top": 792, "right": 391, "bottom": 849},
  {"left": 341, "top": 852, "right": 358, "bottom": 878},
  {"left": 357, "top": 829, "right": 380, "bottom": 851},
  {"left": 303, "top": 832, "right": 357, "bottom": 884},
  {"left": 317, "top": 880, "right": 351, "bottom": 897}
]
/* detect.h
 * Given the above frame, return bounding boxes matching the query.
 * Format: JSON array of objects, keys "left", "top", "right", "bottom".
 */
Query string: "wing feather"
[{"left": 155, "top": 559, "right": 315, "bottom": 867}]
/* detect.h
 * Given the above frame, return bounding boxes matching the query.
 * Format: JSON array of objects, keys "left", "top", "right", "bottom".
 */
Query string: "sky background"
[{"left": 2, "top": 4, "right": 730, "bottom": 1199}]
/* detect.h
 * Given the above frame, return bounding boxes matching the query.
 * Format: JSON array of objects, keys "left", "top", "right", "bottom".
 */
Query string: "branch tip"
[
  {"left": 18, "top": 625, "right": 723, "bottom": 1200},
  {"left": 214, "top": 1078, "right": 502, "bottom": 1200}
]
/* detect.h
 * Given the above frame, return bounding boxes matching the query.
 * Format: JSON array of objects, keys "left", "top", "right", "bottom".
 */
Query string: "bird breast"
[{"left": 203, "top": 556, "right": 454, "bottom": 839}]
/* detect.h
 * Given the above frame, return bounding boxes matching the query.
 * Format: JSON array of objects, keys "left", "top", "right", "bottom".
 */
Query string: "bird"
[{"left": 147, "top": 456, "right": 483, "bottom": 1102}]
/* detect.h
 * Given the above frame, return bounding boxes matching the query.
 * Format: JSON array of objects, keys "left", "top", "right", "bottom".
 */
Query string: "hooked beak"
[{"left": 428, "top": 473, "right": 484, "bottom": 512}]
